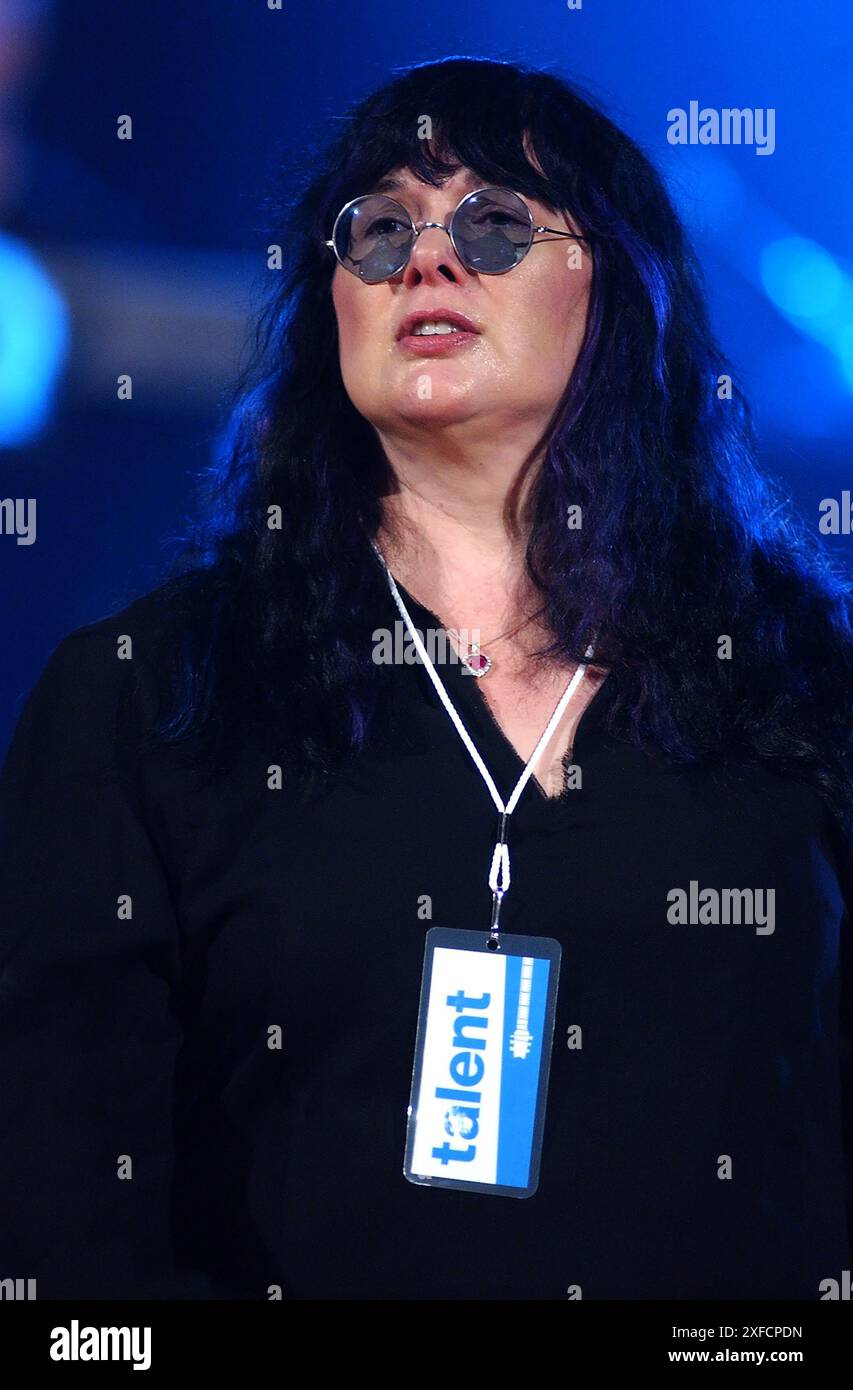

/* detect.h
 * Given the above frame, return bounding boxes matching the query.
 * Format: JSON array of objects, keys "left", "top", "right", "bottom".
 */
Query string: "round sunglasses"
[{"left": 323, "top": 185, "right": 592, "bottom": 283}]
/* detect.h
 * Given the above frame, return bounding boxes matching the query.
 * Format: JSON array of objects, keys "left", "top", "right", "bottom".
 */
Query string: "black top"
[{"left": 1, "top": 580, "right": 851, "bottom": 1301}]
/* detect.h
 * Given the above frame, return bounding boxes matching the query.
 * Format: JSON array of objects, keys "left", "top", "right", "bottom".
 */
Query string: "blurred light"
[
  {"left": 760, "top": 237, "right": 844, "bottom": 319},
  {"left": 662, "top": 146, "right": 748, "bottom": 238},
  {"left": 662, "top": 149, "right": 853, "bottom": 403},
  {"left": 0, "top": 232, "right": 69, "bottom": 448}
]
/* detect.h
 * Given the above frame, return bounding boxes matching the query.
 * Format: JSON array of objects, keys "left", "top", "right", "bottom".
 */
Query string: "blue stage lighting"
[{"left": 0, "top": 233, "right": 70, "bottom": 448}]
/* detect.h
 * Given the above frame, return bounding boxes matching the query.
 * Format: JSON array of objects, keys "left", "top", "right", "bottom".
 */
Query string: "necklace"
[{"left": 447, "top": 606, "right": 547, "bottom": 678}]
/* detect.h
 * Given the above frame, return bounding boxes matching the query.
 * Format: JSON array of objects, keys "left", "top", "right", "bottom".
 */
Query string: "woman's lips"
[{"left": 396, "top": 329, "right": 481, "bottom": 356}]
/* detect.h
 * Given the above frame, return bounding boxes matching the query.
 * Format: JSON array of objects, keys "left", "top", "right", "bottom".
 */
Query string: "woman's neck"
[{"left": 375, "top": 482, "right": 552, "bottom": 662}]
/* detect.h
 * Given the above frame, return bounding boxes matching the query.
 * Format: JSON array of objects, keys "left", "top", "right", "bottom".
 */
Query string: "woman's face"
[{"left": 331, "top": 164, "right": 593, "bottom": 444}]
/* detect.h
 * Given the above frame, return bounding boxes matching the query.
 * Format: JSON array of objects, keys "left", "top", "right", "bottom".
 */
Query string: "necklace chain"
[
  {"left": 446, "top": 604, "right": 548, "bottom": 676},
  {"left": 374, "top": 532, "right": 547, "bottom": 674},
  {"left": 447, "top": 604, "right": 546, "bottom": 652}
]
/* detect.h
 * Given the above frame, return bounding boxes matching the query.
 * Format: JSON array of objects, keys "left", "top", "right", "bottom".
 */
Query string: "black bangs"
[{"left": 315, "top": 57, "right": 572, "bottom": 237}]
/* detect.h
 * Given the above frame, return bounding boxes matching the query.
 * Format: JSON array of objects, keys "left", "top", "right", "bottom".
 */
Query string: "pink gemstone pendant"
[{"left": 463, "top": 645, "right": 492, "bottom": 678}]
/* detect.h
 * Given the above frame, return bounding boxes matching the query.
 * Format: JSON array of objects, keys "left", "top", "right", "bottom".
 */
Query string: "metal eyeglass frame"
[{"left": 323, "top": 184, "right": 593, "bottom": 280}]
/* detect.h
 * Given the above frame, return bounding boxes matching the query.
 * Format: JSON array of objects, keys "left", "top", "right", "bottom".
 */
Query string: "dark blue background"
[{"left": 1, "top": 0, "right": 850, "bottom": 754}]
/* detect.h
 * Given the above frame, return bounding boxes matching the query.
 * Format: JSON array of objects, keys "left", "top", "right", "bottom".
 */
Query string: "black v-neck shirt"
[{"left": 1, "top": 580, "right": 851, "bottom": 1301}]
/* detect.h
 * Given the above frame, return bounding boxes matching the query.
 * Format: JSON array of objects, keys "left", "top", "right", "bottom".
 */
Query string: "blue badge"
[{"left": 403, "top": 928, "right": 562, "bottom": 1198}]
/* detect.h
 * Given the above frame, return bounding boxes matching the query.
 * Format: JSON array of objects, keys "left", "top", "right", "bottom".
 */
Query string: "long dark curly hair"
[{"left": 150, "top": 55, "right": 852, "bottom": 839}]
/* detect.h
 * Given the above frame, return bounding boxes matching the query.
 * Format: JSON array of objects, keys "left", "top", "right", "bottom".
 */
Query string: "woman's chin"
[{"left": 383, "top": 375, "right": 486, "bottom": 425}]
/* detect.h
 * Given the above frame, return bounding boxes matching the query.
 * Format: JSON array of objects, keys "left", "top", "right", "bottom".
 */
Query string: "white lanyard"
[{"left": 372, "top": 543, "right": 597, "bottom": 942}]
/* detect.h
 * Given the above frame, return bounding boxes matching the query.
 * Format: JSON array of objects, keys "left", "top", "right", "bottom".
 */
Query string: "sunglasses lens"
[
  {"left": 330, "top": 187, "right": 535, "bottom": 279},
  {"left": 332, "top": 196, "right": 413, "bottom": 282},
  {"left": 452, "top": 188, "right": 532, "bottom": 273}
]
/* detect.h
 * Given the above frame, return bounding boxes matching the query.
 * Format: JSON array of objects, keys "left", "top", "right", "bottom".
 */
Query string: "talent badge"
[{"left": 404, "top": 928, "right": 562, "bottom": 1198}]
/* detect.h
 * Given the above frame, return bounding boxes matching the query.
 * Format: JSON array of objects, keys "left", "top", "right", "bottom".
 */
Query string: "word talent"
[{"left": 432, "top": 989, "right": 491, "bottom": 1168}]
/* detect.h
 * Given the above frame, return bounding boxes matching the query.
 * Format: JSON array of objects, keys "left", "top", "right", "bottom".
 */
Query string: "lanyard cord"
[{"left": 372, "top": 542, "right": 597, "bottom": 943}]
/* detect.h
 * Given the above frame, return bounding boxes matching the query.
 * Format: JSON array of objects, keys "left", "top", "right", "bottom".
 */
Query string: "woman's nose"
[{"left": 402, "top": 223, "right": 467, "bottom": 284}]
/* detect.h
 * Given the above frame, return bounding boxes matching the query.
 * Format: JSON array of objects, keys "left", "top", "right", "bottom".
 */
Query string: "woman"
[{"left": 1, "top": 56, "right": 851, "bottom": 1301}]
